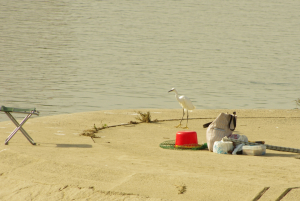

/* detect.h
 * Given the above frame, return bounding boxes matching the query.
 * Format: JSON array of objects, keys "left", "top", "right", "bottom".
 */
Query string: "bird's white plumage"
[
  {"left": 169, "top": 88, "right": 195, "bottom": 111},
  {"left": 168, "top": 88, "right": 195, "bottom": 129},
  {"left": 177, "top": 95, "right": 195, "bottom": 111}
]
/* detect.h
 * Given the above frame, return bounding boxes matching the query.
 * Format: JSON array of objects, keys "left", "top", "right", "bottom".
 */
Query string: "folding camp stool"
[{"left": 0, "top": 106, "right": 39, "bottom": 145}]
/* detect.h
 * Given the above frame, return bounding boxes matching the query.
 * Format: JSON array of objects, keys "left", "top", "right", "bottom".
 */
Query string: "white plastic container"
[
  {"left": 242, "top": 145, "right": 266, "bottom": 156},
  {"left": 213, "top": 141, "right": 233, "bottom": 154}
]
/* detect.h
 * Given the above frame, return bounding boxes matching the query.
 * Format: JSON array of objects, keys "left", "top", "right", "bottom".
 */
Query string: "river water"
[{"left": 1, "top": 0, "right": 300, "bottom": 121}]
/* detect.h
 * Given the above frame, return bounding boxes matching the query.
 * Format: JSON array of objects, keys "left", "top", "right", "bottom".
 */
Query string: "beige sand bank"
[{"left": 0, "top": 109, "right": 300, "bottom": 201}]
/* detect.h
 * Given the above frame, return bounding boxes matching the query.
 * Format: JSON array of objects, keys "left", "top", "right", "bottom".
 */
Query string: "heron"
[{"left": 168, "top": 88, "right": 195, "bottom": 129}]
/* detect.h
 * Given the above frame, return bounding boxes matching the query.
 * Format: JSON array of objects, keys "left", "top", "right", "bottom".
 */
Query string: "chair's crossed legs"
[{"left": 4, "top": 112, "right": 36, "bottom": 145}]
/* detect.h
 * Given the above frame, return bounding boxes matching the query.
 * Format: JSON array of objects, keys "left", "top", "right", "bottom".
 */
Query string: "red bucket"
[{"left": 175, "top": 131, "right": 198, "bottom": 147}]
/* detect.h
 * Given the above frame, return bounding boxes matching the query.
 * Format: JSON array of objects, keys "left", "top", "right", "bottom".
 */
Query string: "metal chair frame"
[{"left": 0, "top": 106, "right": 39, "bottom": 145}]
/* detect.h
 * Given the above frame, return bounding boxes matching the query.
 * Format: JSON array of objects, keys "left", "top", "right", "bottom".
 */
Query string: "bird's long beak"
[{"left": 168, "top": 89, "right": 173, "bottom": 93}]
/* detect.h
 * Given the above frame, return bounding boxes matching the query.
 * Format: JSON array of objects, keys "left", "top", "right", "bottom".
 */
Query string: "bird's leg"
[
  {"left": 175, "top": 109, "right": 185, "bottom": 128},
  {"left": 182, "top": 110, "right": 189, "bottom": 129}
]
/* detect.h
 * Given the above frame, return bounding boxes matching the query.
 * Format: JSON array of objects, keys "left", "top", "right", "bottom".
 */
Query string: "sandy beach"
[{"left": 0, "top": 109, "right": 300, "bottom": 201}]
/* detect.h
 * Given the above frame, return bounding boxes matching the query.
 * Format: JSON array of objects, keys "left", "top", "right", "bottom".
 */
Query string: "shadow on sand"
[{"left": 56, "top": 144, "right": 92, "bottom": 148}]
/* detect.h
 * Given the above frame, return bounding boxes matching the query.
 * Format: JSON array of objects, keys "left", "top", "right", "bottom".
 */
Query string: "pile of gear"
[{"left": 204, "top": 112, "right": 300, "bottom": 155}]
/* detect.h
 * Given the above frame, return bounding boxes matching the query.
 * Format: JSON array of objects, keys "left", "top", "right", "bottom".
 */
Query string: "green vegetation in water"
[{"left": 295, "top": 98, "right": 300, "bottom": 107}]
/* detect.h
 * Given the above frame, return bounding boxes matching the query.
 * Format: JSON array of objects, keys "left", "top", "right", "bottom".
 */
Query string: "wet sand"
[{"left": 0, "top": 109, "right": 300, "bottom": 201}]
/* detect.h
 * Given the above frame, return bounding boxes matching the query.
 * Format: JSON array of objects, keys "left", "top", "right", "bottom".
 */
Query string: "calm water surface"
[{"left": 1, "top": 0, "right": 300, "bottom": 121}]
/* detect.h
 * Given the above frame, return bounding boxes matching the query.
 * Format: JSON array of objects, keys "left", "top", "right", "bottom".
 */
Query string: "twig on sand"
[
  {"left": 252, "top": 187, "right": 269, "bottom": 201},
  {"left": 79, "top": 111, "right": 159, "bottom": 138},
  {"left": 59, "top": 185, "right": 69, "bottom": 191},
  {"left": 135, "top": 111, "right": 158, "bottom": 123},
  {"left": 175, "top": 184, "right": 187, "bottom": 194},
  {"left": 275, "top": 187, "right": 300, "bottom": 201}
]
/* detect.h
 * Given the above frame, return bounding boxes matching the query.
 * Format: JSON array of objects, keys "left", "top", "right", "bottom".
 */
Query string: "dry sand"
[{"left": 0, "top": 109, "right": 300, "bottom": 201}]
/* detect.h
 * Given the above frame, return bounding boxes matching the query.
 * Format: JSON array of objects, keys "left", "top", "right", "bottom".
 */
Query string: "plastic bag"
[{"left": 205, "top": 112, "right": 237, "bottom": 152}]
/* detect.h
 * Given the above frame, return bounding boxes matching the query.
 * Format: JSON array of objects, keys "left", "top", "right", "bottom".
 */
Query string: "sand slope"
[{"left": 0, "top": 109, "right": 300, "bottom": 201}]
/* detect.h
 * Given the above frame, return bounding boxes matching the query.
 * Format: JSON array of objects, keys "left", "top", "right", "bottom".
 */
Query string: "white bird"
[{"left": 168, "top": 88, "right": 195, "bottom": 129}]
